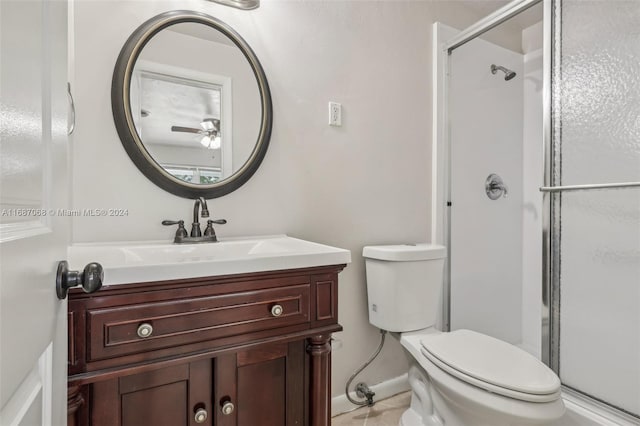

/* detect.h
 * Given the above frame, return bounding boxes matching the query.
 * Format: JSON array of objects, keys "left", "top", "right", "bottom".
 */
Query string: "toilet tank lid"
[{"left": 362, "top": 244, "right": 447, "bottom": 261}]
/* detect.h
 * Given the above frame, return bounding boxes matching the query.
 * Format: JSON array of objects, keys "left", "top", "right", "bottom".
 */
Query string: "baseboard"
[{"left": 331, "top": 374, "right": 410, "bottom": 417}]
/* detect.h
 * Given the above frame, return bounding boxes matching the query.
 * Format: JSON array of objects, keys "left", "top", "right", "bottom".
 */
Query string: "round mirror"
[{"left": 112, "top": 11, "right": 272, "bottom": 198}]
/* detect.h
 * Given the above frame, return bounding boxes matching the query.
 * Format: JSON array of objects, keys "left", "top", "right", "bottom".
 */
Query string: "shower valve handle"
[
  {"left": 490, "top": 182, "right": 508, "bottom": 197},
  {"left": 485, "top": 174, "right": 508, "bottom": 200}
]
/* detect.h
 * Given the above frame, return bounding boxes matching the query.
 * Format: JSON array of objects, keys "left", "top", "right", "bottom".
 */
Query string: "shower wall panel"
[
  {"left": 521, "top": 46, "right": 543, "bottom": 358},
  {"left": 449, "top": 37, "right": 524, "bottom": 344}
]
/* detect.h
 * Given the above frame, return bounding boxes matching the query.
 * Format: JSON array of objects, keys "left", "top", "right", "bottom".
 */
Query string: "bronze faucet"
[
  {"left": 191, "top": 197, "right": 210, "bottom": 237},
  {"left": 162, "top": 198, "right": 226, "bottom": 243}
]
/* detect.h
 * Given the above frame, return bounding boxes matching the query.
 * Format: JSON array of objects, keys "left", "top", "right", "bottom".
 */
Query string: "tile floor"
[
  {"left": 331, "top": 392, "right": 411, "bottom": 426},
  {"left": 333, "top": 391, "right": 611, "bottom": 426}
]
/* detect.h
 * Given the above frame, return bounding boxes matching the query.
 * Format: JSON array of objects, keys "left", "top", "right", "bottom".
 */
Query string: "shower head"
[{"left": 491, "top": 64, "right": 517, "bottom": 81}]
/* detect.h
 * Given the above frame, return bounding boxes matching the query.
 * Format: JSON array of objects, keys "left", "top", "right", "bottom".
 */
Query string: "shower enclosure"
[
  {"left": 434, "top": 0, "right": 640, "bottom": 422},
  {"left": 546, "top": 0, "right": 640, "bottom": 418}
]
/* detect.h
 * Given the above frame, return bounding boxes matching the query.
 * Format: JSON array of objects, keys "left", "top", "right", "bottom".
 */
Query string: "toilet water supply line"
[{"left": 345, "top": 329, "right": 387, "bottom": 406}]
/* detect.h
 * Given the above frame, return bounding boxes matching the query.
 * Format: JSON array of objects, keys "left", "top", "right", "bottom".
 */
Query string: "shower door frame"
[{"left": 436, "top": 0, "right": 640, "bottom": 422}]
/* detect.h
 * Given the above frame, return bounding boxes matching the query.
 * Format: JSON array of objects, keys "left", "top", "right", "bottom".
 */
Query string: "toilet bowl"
[
  {"left": 363, "top": 244, "right": 565, "bottom": 426},
  {"left": 399, "top": 329, "right": 564, "bottom": 426}
]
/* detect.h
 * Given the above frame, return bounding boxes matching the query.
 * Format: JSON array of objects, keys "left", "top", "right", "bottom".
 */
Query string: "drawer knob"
[
  {"left": 221, "top": 401, "right": 235, "bottom": 415},
  {"left": 194, "top": 408, "right": 208, "bottom": 423},
  {"left": 271, "top": 304, "right": 283, "bottom": 317},
  {"left": 137, "top": 323, "right": 153, "bottom": 338}
]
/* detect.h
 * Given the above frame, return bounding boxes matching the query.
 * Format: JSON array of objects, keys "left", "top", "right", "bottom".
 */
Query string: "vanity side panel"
[
  {"left": 68, "top": 299, "right": 87, "bottom": 376},
  {"left": 311, "top": 272, "right": 339, "bottom": 327}
]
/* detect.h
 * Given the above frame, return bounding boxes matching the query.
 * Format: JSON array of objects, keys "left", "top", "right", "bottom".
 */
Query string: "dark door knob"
[{"left": 56, "top": 261, "right": 104, "bottom": 300}]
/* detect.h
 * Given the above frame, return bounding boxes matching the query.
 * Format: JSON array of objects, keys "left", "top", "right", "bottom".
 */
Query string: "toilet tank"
[{"left": 363, "top": 244, "right": 446, "bottom": 332}]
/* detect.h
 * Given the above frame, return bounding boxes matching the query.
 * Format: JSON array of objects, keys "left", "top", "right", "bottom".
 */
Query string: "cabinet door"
[
  {"left": 91, "top": 359, "right": 212, "bottom": 426},
  {"left": 215, "top": 341, "right": 307, "bottom": 426}
]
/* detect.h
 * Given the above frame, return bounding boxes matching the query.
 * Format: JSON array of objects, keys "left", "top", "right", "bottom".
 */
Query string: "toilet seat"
[{"left": 420, "top": 329, "right": 561, "bottom": 403}]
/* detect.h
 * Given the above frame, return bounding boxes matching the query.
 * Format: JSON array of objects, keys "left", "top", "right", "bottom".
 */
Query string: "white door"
[{"left": 0, "top": 1, "right": 70, "bottom": 425}]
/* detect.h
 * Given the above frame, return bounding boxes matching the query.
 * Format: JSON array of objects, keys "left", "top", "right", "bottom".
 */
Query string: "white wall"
[
  {"left": 449, "top": 36, "right": 524, "bottom": 344},
  {"left": 70, "top": 0, "right": 520, "bottom": 400}
]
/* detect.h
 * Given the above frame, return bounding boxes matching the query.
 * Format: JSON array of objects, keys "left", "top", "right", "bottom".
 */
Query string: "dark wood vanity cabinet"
[
  {"left": 217, "top": 341, "right": 306, "bottom": 426},
  {"left": 90, "top": 359, "right": 212, "bottom": 426},
  {"left": 67, "top": 265, "right": 344, "bottom": 426}
]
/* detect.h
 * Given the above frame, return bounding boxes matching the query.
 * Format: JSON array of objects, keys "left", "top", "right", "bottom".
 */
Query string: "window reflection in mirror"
[
  {"left": 128, "top": 22, "right": 261, "bottom": 184},
  {"left": 130, "top": 67, "right": 229, "bottom": 182},
  {"left": 162, "top": 165, "right": 222, "bottom": 184}
]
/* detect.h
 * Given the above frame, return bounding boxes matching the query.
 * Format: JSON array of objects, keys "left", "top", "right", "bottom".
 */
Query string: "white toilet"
[{"left": 363, "top": 244, "right": 565, "bottom": 426}]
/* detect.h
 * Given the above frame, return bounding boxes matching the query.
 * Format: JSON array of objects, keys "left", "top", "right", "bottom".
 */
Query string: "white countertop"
[{"left": 68, "top": 235, "right": 351, "bottom": 286}]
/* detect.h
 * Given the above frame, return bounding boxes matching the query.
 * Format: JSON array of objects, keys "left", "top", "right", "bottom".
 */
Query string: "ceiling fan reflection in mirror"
[{"left": 171, "top": 118, "right": 221, "bottom": 149}]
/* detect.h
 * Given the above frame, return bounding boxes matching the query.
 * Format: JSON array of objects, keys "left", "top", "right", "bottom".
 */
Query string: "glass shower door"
[{"left": 552, "top": 0, "right": 640, "bottom": 417}]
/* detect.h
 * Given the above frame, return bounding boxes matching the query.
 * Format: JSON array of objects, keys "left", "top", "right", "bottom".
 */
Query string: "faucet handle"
[
  {"left": 204, "top": 220, "right": 214, "bottom": 237},
  {"left": 162, "top": 220, "right": 188, "bottom": 242},
  {"left": 204, "top": 219, "right": 227, "bottom": 239}
]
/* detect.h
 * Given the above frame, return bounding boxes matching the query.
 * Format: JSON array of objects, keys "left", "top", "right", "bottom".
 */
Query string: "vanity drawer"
[{"left": 87, "top": 284, "right": 310, "bottom": 361}]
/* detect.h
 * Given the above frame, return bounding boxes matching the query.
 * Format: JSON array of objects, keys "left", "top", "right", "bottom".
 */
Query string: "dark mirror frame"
[{"left": 111, "top": 10, "right": 272, "bottom": 199}]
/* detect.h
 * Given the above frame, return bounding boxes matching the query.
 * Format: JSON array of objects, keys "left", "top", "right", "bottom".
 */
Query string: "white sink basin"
[{"left": 68, "top": 235, "right": 351, "bottom": 286}]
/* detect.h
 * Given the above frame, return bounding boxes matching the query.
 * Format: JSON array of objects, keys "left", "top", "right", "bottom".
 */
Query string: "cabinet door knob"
[
  {"left": 137, "top": 323, "right": 153, "bottom": 338},
  {"left": 221, "top": 401, "right": 235, "bottom": 415},
  {"left": 194, "top": 408, "right": 208, "bottom": 423},
  {"left": 271, "top": 304, "right": 283, "bottom": 317}
]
